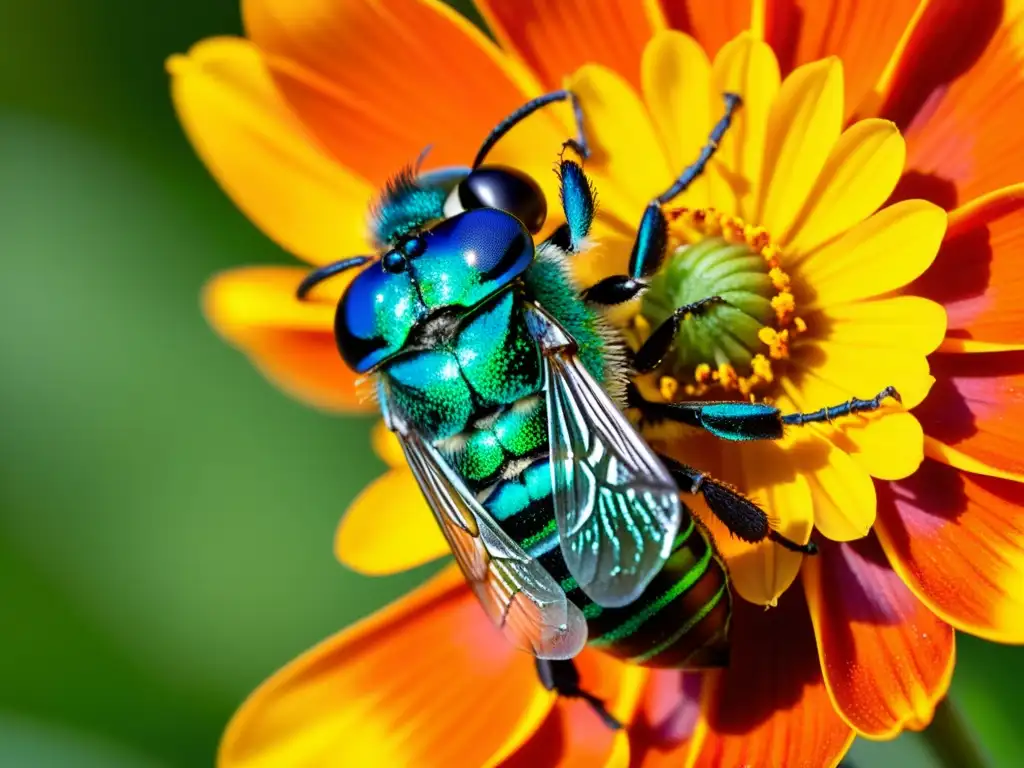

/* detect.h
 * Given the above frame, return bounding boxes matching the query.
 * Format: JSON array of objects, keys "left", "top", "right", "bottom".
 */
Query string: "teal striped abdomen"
[{"left": 485, "top": 460, "right": 732, "bottom": 668}]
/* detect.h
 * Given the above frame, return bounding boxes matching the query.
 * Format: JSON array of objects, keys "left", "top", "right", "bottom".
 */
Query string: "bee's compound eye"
[{"left": 457, "top": 166, "right": 547, "bottom": 234}]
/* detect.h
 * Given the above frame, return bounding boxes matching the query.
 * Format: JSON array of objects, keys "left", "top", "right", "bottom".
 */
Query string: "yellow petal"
[
  {"left": 786, "top": 430, "right": 877, "bottom": 541},
  {"left": 642, "top": 31, "right": 712, "bottom": 209},
  {"left": 335, "top": 469, "right": 447, "bottom": 575},
  {"left": 201, "top": 266, "right": 372, "bottom": 413},
  {"left": 757, "top": 58, "right": 844, "bottom": 235},
  {"left": 783, "top": 119, "right": 907, "bottom": 256},
  {"left": 204, "top": 266, "right": 333, "bottom": 334},
  {"left": 567, "top": 64, "right": 673, "bottom": 228},
  {"left": 799, "top": 200, "right": 948, "bottom": 308},
  {"left": 825, "top": 408, "right": 924, "bottom": 483},
  {"left": 722, "top": 440, "right": 814, "bottom": 606},
  {"left": 789, "top": 337, "right": 934, "bottom": 409},
  {"left": 371, "top": 420, "right": 405, "bottom": 469},
  {"left": 707, "top": 32, "right": 780, "bottom": 220},
  {"left": 810, "top": 296, "right": 948, "bottom": 355},
  {"left": 219, "top": 567, "right": 551, "bottom": 768},
  {"left": 168, "top": 38, "right": 374, "bottom": 266},
  {"left": 780, "top": 372, "right": 925, "bottom": 482}
]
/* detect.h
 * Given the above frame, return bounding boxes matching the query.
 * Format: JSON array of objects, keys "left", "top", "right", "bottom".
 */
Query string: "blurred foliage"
[{"left": 0, "top": 1, "right": 1019, "bottom": 765}]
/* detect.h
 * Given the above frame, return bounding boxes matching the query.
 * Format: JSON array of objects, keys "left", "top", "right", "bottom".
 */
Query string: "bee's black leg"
[
  {"left": 629, "top": 384, "right": 901, "bottom": 442},
  {"left": 656, "top": 452, "right": 818, "bottom": 555},
  {"left": 535, "top": 658, "right": 622, "bottom": 730},
  {"left": 631, "top": 296, "right": 728, "bottom": 372},
  {"left": 583, "top": 94, "right": 739, "bottom": 368},
  {"left": 626, "top": 93, "right": 742, "bottom": 284}
]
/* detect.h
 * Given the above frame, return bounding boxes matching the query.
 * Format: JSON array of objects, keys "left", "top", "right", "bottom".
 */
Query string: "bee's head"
[{"left": 336, "top": 166, "right": 545, "bottom": 373}]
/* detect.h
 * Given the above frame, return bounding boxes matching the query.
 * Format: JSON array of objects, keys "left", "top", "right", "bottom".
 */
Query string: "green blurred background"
[{"left": 0, "top": 1, "right": 1019, "bottom": 765}]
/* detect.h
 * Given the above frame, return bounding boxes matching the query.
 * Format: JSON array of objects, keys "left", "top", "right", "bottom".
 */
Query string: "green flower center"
[{"left": 636, "top": 209, "right": 805, "bottom": 400}]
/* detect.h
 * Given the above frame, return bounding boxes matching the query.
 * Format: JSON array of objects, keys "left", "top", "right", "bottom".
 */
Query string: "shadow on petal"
[
  {"left": 916, "top": 351, "right": 1024, "bottom": 477},
  {"left": 689, "top": 585, "right": 854, "bottom": 767}
]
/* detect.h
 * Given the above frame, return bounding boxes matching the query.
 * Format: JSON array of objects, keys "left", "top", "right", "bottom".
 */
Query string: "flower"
[{"left": 171, "top": 0, "right": 1024, "bottom": 766}]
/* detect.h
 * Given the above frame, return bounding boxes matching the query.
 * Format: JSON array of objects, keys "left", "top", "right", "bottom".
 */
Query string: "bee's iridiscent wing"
[
  {"left": 390, "top": 414, "right": 588, "bottom": 660},
  {"left": 525, "top": 304, "right": 682, "bottom": 609}
]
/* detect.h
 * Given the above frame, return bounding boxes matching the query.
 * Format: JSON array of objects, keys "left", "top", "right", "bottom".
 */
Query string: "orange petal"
[
  {"left": 504, "top": 651, "right": 647, "bottom": 768},
  {"left": 763, "top": 0, "right": 922, "bottom": 119},
  {"left": 880, "top": 1, "right": 1023, "bottom": 205},
  {"left": 915, "top": 351, "right": 1024, "bottom": 478},
  {"left": 660, "top": 0, "right": 754, "bottom": 60},
  {"left": 335, "top": 469, "right": 447, "bottom": 575},
  {"left": 219, "top": 567, "right": 552, "bottom": 768},
  {"left": 630, "top": 671, "right": 706, "bottom": 767},
  {"left": 202, "top": 267, "right": 372, "bottom": 412},
  {"left": 803, "top": 535, "right": 955, "bottom": 739},
  {"left": 243, "top": 0, "right": 564, "bottom": 189},
  {"left": 686, "top": 586, "right": 855, "bottom": 768},
  {"left": 474, "top": 0, "right": 660, "bottom": 91},
  {"left": 911, "top": 184, "right": 1024, "bottom": 347},
  {"left": 168, "top": 38, "right": 375, "bottom": 266},
  {"left": 877, "top": 457, "right": 1024, "bottom": 643}
]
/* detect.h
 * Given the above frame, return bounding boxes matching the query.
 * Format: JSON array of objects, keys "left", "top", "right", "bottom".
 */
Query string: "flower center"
[{"left": 636, "top": 208, "right": 806, "bottom": 400}]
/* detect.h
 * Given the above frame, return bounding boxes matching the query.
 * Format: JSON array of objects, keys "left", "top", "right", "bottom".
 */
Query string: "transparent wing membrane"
[
  {"left": 527, "top": 303, "right": 681, "bottom": 609},
  {"left": 395, "top": 422, "right": 588, "bottom": 660}
]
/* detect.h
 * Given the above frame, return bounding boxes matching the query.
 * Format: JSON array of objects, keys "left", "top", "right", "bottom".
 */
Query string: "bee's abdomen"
[
  {"left": 575, "top": 520, "right": 731, "bottom": 668},
  {"left": 486, "top": 465, "right": 732, "bottom": 669}
]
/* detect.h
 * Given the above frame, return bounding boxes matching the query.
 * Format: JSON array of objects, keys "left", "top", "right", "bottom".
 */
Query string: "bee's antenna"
[
  {"left": 473, "top": 90, "right": 589, "bottom": 168},
  {"left": 296, "top": 255, "right": 373, "bottom": 300}
]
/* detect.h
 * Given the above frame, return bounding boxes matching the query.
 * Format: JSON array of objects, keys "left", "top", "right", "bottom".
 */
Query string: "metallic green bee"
[{"left": 298, "top": 90, "right": 898, "bottom": 724}]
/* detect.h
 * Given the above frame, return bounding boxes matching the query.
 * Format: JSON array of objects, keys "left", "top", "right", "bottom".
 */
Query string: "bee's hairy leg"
[
  {"left": 535, "top": 658, "right": 622, "bottom": 730},
  {"left": 656, "top": 452, "right": 818, "bottom": 556},
  {"left": 545, "top": 151, "right": 596, "bottom": 256}
]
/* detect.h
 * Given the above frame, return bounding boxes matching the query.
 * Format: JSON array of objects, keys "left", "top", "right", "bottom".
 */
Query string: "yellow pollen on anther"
[
  {"left": 761, "top": 244, "right": 782, "bottom": 269},
  {"left": 769, "top": 266, "right": 790, "bottom": 291},
  {"left": 758, "top": 327, "right": 791, "bottom": 360},
  {"left": 751, "top": 354, "right": 774, "bottom": 382},
  {"left": 717, "top": 363, "right": 739, "bottom": 389},
  {"left": 659, "top": 375, "right": 679, "bottom": 401},
  {"left": 771, "top": 291, "right": 796, "bottom": 325},
  {"left": 694, "top": 363, "right": 713, "bottom": 384}
]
